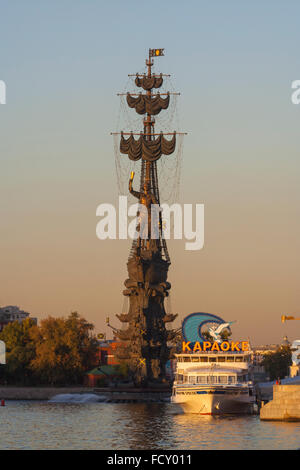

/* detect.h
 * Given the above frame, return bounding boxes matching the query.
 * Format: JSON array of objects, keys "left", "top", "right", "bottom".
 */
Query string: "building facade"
[
  {"left": 94, "top": 337, "right": 122, "bottom": 366},
  {"left": 0, "top": 306, "right": 37, "bottom": 332}
]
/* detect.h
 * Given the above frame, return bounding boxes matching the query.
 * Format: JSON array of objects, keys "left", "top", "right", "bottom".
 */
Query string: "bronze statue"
[
  {"left": 112, "top": 49, "right": 181, "bottom": 385},
  {"left": 128, "top": 172, "right": 161, "bottom": 253}
]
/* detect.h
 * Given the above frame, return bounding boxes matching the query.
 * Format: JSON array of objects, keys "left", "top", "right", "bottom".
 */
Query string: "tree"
[
  {"left": 30, "top": 312, "right": 98, "bottom": 385},
  {"left": 0, "top": 318, "right": 37, "bottom": 385},
  {"left": 262, "top": 345, "right": 292, "bottom": 381}
]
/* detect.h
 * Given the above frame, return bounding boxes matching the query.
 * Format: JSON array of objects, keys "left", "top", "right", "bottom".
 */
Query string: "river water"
[{"left": 0, "top": 397, "right": 299, "bottom": 450}]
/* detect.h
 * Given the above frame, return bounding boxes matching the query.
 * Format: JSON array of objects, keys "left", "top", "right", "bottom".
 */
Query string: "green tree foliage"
[
  {"left": 0, "top": 318, "right": 37, "bottom": 385},
  {"left": 262, "top": 345, "right": 292, "bottom": 381},
  {"left": 0, "top": 312, "right": 98, "bottom": 385},
  {"left": 30, "top": 312, "right": 98, "bottom": 385}
]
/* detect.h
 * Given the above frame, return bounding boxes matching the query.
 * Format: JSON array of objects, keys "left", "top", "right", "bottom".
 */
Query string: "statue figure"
[{"left": 129, "top": 172, "right": 160, "bottom": 252}]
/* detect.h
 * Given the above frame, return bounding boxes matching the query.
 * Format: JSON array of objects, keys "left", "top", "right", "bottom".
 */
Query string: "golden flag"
[
  {"left": 281, "top": 315, "right": 295, "bottom": 323},
  {"left": 150, "top": 48, "right": 164, "bottom": 57}
]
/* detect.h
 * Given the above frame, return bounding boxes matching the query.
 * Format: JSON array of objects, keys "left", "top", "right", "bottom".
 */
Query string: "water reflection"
[
  {"left": 118, "top": 403, "right": 176, "bottom": 449},
  {"left": 0, "top": 401, "right": 300, "bottom": 450}
]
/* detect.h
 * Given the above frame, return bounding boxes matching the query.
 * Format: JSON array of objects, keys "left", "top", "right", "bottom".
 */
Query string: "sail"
[
  {"left": 135, "top": 74, "right": 163, "bottom": 90},
  {"left": 126, "top": 93, "right": 170, "bottom": 115},
  {"left": 115, "top": 328, "right": 134, "bottom": 341},
  {"left": 120, "top": 132, "right": 176, "bottom": 162}
]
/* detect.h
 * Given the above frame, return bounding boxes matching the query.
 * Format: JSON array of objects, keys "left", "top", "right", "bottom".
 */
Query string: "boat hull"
[{"left": 172, "top": 389, "right": 255, "bottom": 415}]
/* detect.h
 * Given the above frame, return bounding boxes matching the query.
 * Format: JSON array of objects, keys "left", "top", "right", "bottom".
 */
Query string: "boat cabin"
[{"left": 175, "top": 368, "right": 250, "bottom": 385}]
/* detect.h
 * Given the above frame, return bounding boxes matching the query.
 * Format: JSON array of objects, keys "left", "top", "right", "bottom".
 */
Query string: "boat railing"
[{"left": 173, "top": 381, "right": 250, "bottom": 388}]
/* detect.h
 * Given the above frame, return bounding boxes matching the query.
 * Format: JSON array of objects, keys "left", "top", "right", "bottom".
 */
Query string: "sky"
[{"left": 0, "top": 0, "right": 299, "bottom": 345}]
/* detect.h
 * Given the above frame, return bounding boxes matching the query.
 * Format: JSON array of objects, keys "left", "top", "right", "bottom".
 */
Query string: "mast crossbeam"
[
  {"left": 128, "top": 74, "right": 170, "bottom": 77},
  {"left": 117, "top": 92, "right": 180, "bottom": 96},
  {"left": 111, "top": 132, "right": 186, "bottom": 136}
]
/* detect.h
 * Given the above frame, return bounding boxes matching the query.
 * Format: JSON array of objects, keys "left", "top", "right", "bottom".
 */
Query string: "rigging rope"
[{"left": 113, "top": 76, "right": 184, "bottom": 204}]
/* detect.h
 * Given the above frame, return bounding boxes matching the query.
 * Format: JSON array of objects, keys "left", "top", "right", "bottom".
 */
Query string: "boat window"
[
  {"left": 226, "top": 356, "right": 234, "bottom": 362},
  {"left": 235, "top": 356, "right": 244, "bottom": 362},
  {"left": 208, "top": 376, "right": 217, "bottom": 384},
  {"left": 209, "top": 357, "right": 216, "bottom": 362},
  {"left": 218, "top": 376, "right": 227, "bottom": 384},
  {"left": 176, "top": 374, "right": 183, "bottom": 383},
  {"left": 191, "top": 357, "right": 200, "bottom": 362},
  {"left": 200, "top": 357, "right": 208, "bottom": 362},
  {"left": 217, "top": 356, "right": 225, "bottom": 362},
  {"left": 239, "top": 374, "right": 248, "bottom": 382},
  {"left": 188, "top": 376, "right": 196, "bottom": 384},
  {"left": 177, "top": 357, "right": 183, "bottom": 362},
  {"left": 228, "top": 375, "right": 236, "bottom": 384},
  {"left": 197, "top": 376, "right": 207, "bottom": 383},
  {"left": 183, "top": 356, "right": 191, "bottom": 362}
]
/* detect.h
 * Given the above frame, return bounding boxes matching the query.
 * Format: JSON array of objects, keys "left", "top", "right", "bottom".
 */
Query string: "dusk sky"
[{"left": 1, "top": 0, "right": 300, "bottom": 345}]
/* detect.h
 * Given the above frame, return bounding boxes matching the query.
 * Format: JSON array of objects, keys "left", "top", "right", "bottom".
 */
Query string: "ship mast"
[
  {"left": 145, "top": 49, "right": 162, "bottom": 254},
  {"left": 145, "top": 49, "right": 153, "bottom": 188}
]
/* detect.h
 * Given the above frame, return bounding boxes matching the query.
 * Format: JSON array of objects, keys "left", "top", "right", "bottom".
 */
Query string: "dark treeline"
[{"left": 262, "top": 345, "right": 292, "bottom": 381}]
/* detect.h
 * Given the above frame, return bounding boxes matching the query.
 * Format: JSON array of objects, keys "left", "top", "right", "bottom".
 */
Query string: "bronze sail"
[
  {"left": 135, "top": 73, "right": 163, "bottom": 90},
  {"left": 120, "top": 132, "right": 176, "bottom": 161},
  {"left": 126, "top": 92, "right": 170, "bottom": 115}
]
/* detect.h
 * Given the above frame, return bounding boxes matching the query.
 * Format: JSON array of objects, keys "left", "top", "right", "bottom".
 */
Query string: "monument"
[{"left": 110, "top": 49, "right": 185, "bottom": 386}]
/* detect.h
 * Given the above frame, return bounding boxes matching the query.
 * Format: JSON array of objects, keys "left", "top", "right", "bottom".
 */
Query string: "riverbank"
[
  {"left": 0, "top": 386, "right": 93, "bottom": 400},
  {"left": 0, "top": 386, "right": 171, "bottom": 401}
]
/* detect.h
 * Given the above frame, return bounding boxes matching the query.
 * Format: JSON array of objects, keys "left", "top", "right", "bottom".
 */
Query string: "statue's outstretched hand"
[{"left": 129, "top": 171, "right": 135, "bottom": 191}]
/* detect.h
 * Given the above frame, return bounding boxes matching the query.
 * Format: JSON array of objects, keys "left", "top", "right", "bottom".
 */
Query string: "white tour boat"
[{"left": 171, "top": 350, "right": 256, "bottom": 415}]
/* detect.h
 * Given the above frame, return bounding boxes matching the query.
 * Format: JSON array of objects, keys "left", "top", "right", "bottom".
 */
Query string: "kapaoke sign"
[
  {"left": 182, "top": 340, "right": 250, "bottom": 353},
  {"left": 181, "top": 312, "right": 249, "bottom": 353}
]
